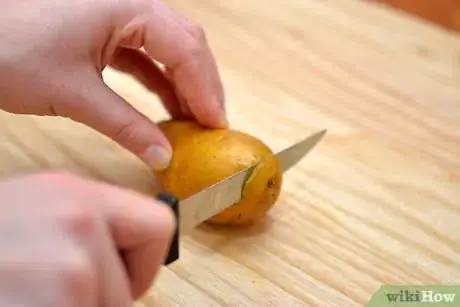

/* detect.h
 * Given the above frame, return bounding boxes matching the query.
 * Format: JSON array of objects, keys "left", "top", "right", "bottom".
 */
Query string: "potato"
[{"left": 154, "top": 119, "right": 283, "bottom": 225}]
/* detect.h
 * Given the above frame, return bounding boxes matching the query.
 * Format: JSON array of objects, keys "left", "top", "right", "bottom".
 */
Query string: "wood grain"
[{"left": 1, "top": 0, "right": 459, "bottom": 306}]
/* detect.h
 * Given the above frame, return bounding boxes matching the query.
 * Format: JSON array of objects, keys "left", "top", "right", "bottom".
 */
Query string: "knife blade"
[
  {"left": 278, "top": 129, "right": 327, "bottom": 173},
  {"left": 156, "top": 129, "right": 327, "bottom": 265}
]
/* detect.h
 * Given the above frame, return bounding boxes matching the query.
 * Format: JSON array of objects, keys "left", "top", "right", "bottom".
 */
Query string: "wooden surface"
[{"left": 1, "top": 0, "right": 460, "bottom": 306}]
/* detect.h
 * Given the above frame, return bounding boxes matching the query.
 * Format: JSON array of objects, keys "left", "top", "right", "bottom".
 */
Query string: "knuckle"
[
  {"left": 113, "top": 121, "right": 148, "bottom": 153},
  {"left": 187, "top": 21, "right": 206, "bottom": 42},
  {"left": 60, "top": 203, "right": 95, "bottom": 236},
  {"left": 185, "top": 22, "right": 207, "bottom": 56},
  {"left": 30, "top": 172, "right": 95, "bottom": 235}
]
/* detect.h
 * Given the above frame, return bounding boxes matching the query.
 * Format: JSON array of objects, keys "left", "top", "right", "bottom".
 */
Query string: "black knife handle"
[{"left": 155, "top": 192, "right": 180, "bottom": 265}]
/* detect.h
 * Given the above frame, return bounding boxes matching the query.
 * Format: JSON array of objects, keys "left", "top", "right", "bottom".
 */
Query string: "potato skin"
[{"left": 154, "top": 119, "right": 283, "bottom": 225}]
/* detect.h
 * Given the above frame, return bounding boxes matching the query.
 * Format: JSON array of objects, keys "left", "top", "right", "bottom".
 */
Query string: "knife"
[{"left": 156, "top": 129, "right": 327, "bottom": 265}]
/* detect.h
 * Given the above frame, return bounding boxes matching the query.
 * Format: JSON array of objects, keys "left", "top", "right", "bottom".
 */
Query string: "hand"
[
  {"left": 0, "top": 0, "right": 227, "bottom": 171},
  {"left": 0, "top": 171, "right": 175, "bottom": 306}
]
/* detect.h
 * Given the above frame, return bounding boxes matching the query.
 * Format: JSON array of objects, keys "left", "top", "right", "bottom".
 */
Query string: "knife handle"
[{"left": 155, "top": 192, "right": 180, "bottom": 265}]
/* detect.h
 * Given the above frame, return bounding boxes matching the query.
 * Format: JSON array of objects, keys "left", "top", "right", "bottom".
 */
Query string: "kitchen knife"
[{"left": 156, "top": 129, "right": 327, "bottom": 265}]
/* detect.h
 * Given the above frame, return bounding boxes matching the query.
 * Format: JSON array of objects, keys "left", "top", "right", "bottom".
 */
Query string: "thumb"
[{"left": 60, "top": 73, "right": 172, "bottom": 171}]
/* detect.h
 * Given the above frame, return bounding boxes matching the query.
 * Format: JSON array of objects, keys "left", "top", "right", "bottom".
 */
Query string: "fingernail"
[{"left": 141, "top": 145, "right": 172, "bottom": 171}]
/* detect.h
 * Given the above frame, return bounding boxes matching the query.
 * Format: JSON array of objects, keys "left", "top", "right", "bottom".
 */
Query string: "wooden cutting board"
[{"left": 1, "top": 0, "right": 459, "bottom": 306}]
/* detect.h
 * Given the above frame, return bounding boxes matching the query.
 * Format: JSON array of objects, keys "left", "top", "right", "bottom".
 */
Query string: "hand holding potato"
[
  {"left": 0, "top": 0, "right": 227, "bottom": 171},
  {"left": 0, "top": 0, "right": 230, "bottom": 304},
  {"left": 0, "top": 172, "right": 175, "bottom": 306}
]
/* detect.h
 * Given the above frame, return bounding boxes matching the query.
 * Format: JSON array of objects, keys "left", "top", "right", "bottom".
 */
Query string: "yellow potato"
[{"left": 154, "top": 119, "right": 283, "bottom": 225}]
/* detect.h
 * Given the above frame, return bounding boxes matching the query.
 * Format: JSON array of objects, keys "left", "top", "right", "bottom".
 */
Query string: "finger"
[
  {"left": 88, "top": 204, "right": 135, "bottom": 306},
  {"left": 109, "top": 48, "right": 186, "bottom": 120},
  {"left": 165, "top": 67, "right": 194, "bottom": 119},
  {"left": 0, "top": 174, "right": 98, "bottom": 307},
  {"left": 58, "top": 70, "right": 173, "bottom": 171},
  {"left": 0, "top": 171, "right": 174, "bottom": 301},
  {"left": 35, "top": 172, "right": 174, "bottom": 299},
  {"left": 47, "top": 187, "right": 134, "bottom": 306},
  {"left": 120, "top": 239, "right": 172, "bottom": 298},
  {"left": 0, "top": 231, "right": 97, "bottom": 307},
  {"left": 117, "top": 0, "right": 228, "bottom": 128},
  {"left": 98, "top": 187, "right": 175, "bottom": 299},
  {"left": 64, "top": 174, "right": 176, "bottom": 299}
]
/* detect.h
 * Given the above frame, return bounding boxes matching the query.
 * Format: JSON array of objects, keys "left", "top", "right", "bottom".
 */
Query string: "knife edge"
[{"left": 178, "top": 163, "right": 258, "bottom": 235}]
